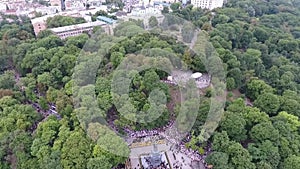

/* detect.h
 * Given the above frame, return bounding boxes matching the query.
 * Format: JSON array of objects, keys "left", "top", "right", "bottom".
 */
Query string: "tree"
[
  {"left": 162, "top": 6, "right": 169, "bottom": 14},
  {"left": 201, "top": 22, "right": 212, "bottom": 31},
  {"left": 227, "top": 68, "right": 243, "bottom": 87},
  {"left": 278, "top": 39, "right": 298, "bottom": 53},
  {"left": 220, "top": 111, "right": 247, "bottom": 141},
  {"left": 256, "top": 161, "right": 272, "bottom": 169},
  {"left": 97, "top": 92, "right": 113, "bottom": 112},
  {"left": 211, "top": 131, "right": 232, "bottom": 152},
  {"left": 38, "top": 97, "right": 49, "bottom": 110},
  {"left": 37, "top": 30, "right": 54, "bottom": 39},
  {"left": 148, "top": 16, "right": 158, "bottom": 28},
  {"left": 212, "top": 14, "right": 230, "bottom": 27},
  {"left": 94, "top": 10, "right": 108, "bottom": 17},
  {"left": 272, "top": 111, "right": 300, "bottom": 132},
  {"left": 87, "top": 157, "right": 112, "bottom": 169},
  {"left": 46, "top": 15, "right": 86, "bottom": 28},
  {"left": 110, "top": 52, "right": 124, "bottom": 67},
  {"left": 0, "top": 89, "right": 13, "bottom": 99},
  {"left": 205, "top": 152, "right": 229, "bottom": 169},
  {"left": 280, "top": 98, "right": 300, "bottom": 117},
  {"left": 61, "top": 131, "right": 91, "bottom": 169},
  {"left": 37, "top": 72, "right": 53, "bottom": 87},
  {"left": 226, "top": 77, "right": 236, "bottom": 90},
  {"left": 170, "top": 3, "right": 181, "bottom": 11},
  {"left": 243, "top": 107, "right": 270, "bottom": 128},
  {"left": 35, "top": 35, "right": 63, "bottom": 49},
  {"left": 281, "top": 155, "right": 300, "bottom": 169},
  {"left": 226, "top": 98, "right": 246, "bottom": 114},
  {"left": 239, "top": 30, "right": 253, "bottom": 49},
  {"left": 32, "top": 117, "right": 60, "bottom": 147},
  {"left": 43, "top": 150, "right": 62, "bottom": 169},
  {"left": 87, "top": 123, "right": 129, "bottom": 166},
  {"left": 239, "top": 48, "right": 264, "bottom": 75},
  {"left": 250, "top": 122, "right": 279, "bottom": 143},
  {"left": 253, "top": 27, "right": 269, "bottom": 43},
  {"left": 248, "top": 140, "right": 280, "bottom": 168},
  {"left": 143, "top": 69, "right": 160, "bottom": 92},
  {"left": 65, "top": 34, "right": 89, "bottom": 48},
  {"left": 128, "top": 18, "right": 144, "bottom": 28},
  {"left": 227, "top": 143, "right": 256, "bottom": 169},
  {"left": 0, "top": 71, "right": 15, "bottom": 90},
  {"left": 114, "top": 22, "right": 146, "bottom": 37},
  {"left": 246, "top": 79, "right": 274, "bottom": 100},
  {"left": 58, "top": 54, "right": 77, "bottom": 77},
  {"left": 21, "top": 48, "right": 49, "bottom": 73},
  {"left": 253, "top": 93, "right": 280, "bottom": 116}
]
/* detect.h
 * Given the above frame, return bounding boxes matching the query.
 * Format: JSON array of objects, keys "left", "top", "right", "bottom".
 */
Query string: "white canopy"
[{"left": 191, "top": 72, "right": 202, "bottom": 79}]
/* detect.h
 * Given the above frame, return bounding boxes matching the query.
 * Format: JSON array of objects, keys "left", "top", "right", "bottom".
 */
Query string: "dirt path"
[{"left": 12, "top": 68, "right": 61, "bottom": 133}]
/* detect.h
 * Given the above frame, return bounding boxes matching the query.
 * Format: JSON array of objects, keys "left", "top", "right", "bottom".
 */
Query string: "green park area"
[{"left": 0, "top": 0, "right": 300, "bottom": 168}]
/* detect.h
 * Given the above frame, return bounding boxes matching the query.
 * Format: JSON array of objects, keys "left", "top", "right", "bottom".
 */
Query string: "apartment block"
[{"left": 191, "top": 0, "right": 223, "bottom": 10}]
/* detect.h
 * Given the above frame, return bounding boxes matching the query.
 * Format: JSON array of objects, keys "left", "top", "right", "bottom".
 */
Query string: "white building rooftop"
[{"left": 49, "top": 21, "right": 107, "bottom": 33}]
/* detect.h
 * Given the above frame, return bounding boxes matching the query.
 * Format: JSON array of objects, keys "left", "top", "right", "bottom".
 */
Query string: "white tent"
[
  {"left": 191, "top": 72, "right": 202, "bottom": 79},
  {"left": 167, "top": 76, "right": 173, "bottom": 81}
]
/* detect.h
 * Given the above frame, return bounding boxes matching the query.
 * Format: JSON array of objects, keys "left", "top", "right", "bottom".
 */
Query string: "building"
[
  {"left": 31, "top": 14, "right": 55, "bottom": 36},
  {"left": 123, "top": 0, "right": 140, "bottom": 12},
  {"left": 0, "top": 0, "right": 25, "bottom": 3},
  {"left": 50, "top": 0, "right": 62, "bottom": 6},
  {"left": 88, "top": 0, "right": 105, "bottom": 6},
  {"left": 130, "top": 6, "right": 160, "bottom": 17},
  {"left": 64, "top": 0, "right": 85, "bottom": 10},
  {"left": 49, "top": 21, "right": 111, "bottom": 39},
  {"left": 191, "top": 0, "right": 223, "bottom": 10},
  {"left": 115, "top": 11, "right": 128, "bottom": 19},
  {"left": 0, "top": 3, "right": 7, "bottom": 12},
  {"left": 153, "top": 1, "right": 171, "bottom": 10},
  {"left": 152, "top": 0, "right": 175, "bottom": 4},
  {"left": 4, "top": 9, "right": 17, "bottom": 15},
  {"left": 35, "top": 6, "right": 60, "bottom": 15},
  {"left": 96, "top": 16, "right": 117, "bottom": 24},
  {"left": 31, "top": 9, "right": 94, "bottom": 36},
  {"left": 141, "top": 0, "right": 150, "bottom": 6}
]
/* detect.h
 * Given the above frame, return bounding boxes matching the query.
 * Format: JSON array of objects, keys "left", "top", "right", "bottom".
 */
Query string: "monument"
[
  {"left": 147, "top": 143, "right": 162, "bottom": 168},
  {"left": 139, "top": 138, "right": 171, "bottom": 169}
]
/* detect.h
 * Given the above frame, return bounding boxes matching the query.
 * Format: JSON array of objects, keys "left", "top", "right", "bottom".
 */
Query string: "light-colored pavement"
[{"left": 129, "top": 139, "right": 203, "bottom": 169}]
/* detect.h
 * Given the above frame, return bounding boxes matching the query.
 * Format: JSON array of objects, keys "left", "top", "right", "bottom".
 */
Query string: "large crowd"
[
  {"left": 123, "top": 119, "right": 211, "bottom": 169},
  {"left": 143, "top": 157, "right": 171, "bottom": 169},
  {"left": 124, "top": 119, "right": 175, "bottom": 140}
]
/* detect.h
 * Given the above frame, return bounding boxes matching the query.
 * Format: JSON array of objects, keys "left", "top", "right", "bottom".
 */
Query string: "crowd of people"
[
  {"left": 124, "top": 119, "right": 175, "bottom": 140},
  {"left": 194, "top": 74, "right": 211, "bottom": 88},
  {"left": 165, "top": 71, "right": 211, "bottom": 89},
  {"left": 150, "top": 161, "right": 170, "bottom": 169},
  {"left": 172, "top": 160, "right": 184, "bottom": 169},
  {"left": 129, "top": 129, "right": 159, "bottom": 138},
  {"left": 172, "top": 138, "right": 212, "bottom": 169},
  {"left": 143, "top": 157, "right": 170, "bottom": 169},
  {"left": 28, "top": 102, "right": 61, "bottom": 133},
  {"left": 125, "top": 120, "right": 211, "bottom": 168},
  {"left": 31, "top": 102, "right": 61, "bottom": 119}
]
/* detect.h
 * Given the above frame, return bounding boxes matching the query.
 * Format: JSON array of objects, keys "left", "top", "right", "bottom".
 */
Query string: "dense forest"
[{"left": 0, "top": 0, "right": 300, "bottom": 168}]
